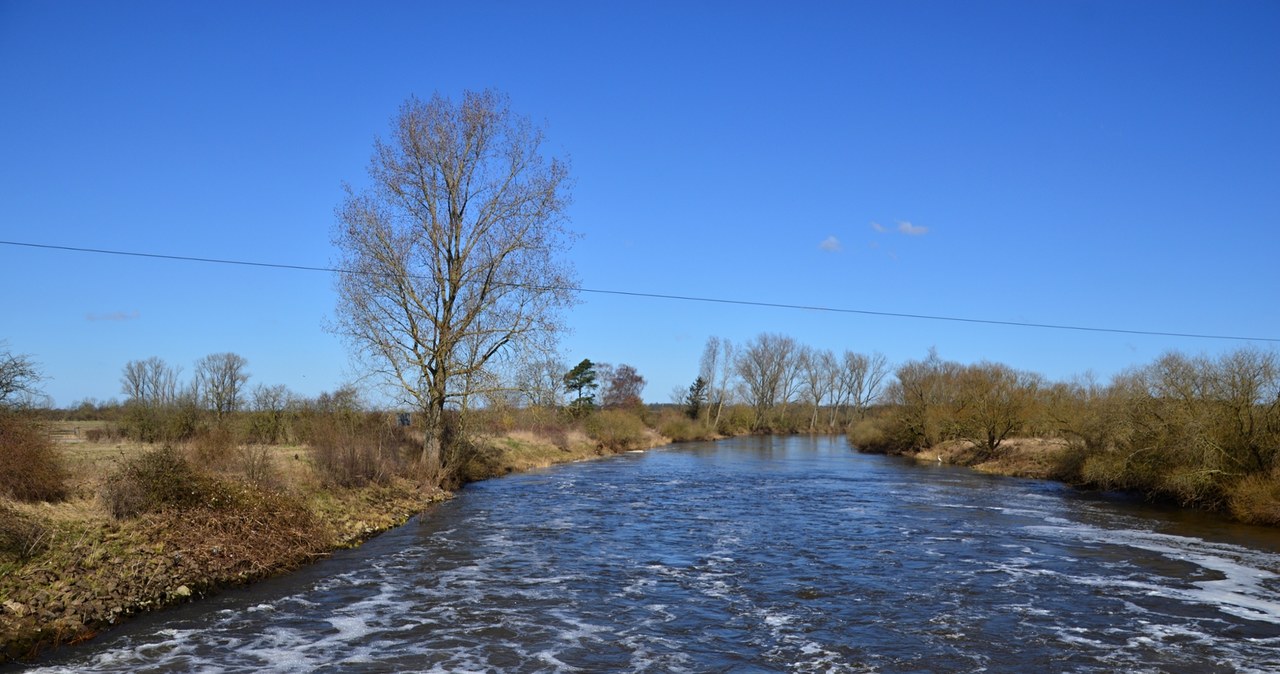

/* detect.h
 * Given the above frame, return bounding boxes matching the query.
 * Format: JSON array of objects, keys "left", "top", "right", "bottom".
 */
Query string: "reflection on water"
[{"left": 19, "top": 435, "right": 1280, "bottom": 673}]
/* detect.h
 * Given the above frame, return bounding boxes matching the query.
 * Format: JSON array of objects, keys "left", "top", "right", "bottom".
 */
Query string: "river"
[{"left": 20, "top": 436, "right": 1280, "bottom": 673}]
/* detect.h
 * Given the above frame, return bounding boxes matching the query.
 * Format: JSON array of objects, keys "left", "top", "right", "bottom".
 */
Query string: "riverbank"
[
  {"left": 23, "top": 435, "right": 1278, "bottom": 672},
  {"left": 899, "top": 437, "right": 1073, "bottom": 480},
  {"left": 868, "top": 436, "right": 1280, "bottom": 526},
  {"left": 0, "top": 425, "right": 671, "bottom": 664}
]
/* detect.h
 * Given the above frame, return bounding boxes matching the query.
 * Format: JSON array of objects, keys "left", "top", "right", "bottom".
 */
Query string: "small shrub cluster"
[
  {"left": 103, "top": 445, "right": 232, "bottom": 519},
  {"left": 584, "top": 409, "right": 647, "bottom": 452},
  {"left": 235, "top": 444, "right": 277, "bottom": 485},
  {"left": 189, "top": 425, "right": 239, "bottom": 470},
  {"left": 1228, "top": 470, "right": 1280, "bottom": 526},
  {"left": 118, "top": 403, "right": 202, "bottom": 444},
  {"left": 83, "top": 427, "right": 111, "bottom": 443},
  {"left": 846, "top": 416, "right": 890, "bottom": 452},
  {"left": 655, "top": 411, "right": 716, "bottom": 442},
  {"left": 0, "top": 414, "right": 68, "bottom": 503},
  {"left": 715, "top": 405, "right": 755, "bottom": 436}
]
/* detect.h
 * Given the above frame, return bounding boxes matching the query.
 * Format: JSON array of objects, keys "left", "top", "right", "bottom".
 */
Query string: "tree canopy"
[{"left": 331, "top": 90, "right": 577, "bottom": 469}]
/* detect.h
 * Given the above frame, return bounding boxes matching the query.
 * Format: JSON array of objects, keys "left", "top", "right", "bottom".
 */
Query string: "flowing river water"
[{"left": 20, "top": 436, "right": 1280, "bottom": 673}]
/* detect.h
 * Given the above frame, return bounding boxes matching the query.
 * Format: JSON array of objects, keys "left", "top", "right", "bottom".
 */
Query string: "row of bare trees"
[
  {"left": 116, "top": 353, "right": 317, "bottom": 443},
  {"left": 120, "top": 353, "right": 254, "bottom": 418},
  {"left": 689, "top": 333, "right": 891, "bottom": 433}
]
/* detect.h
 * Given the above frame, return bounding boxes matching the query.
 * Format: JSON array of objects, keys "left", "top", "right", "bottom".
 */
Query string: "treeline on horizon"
[{"left": 5, "top": 336, "right": 1280, "bottom": 524}]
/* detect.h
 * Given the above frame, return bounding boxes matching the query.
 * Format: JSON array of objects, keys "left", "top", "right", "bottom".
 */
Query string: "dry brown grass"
[
  {"left": 910, "top": 437, "right": 1072, "bottom": 480},
  {"left": 2, "top": 430, "right": 443, "bottom": 663}
]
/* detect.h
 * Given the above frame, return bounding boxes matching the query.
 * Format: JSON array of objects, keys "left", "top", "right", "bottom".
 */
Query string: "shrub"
[
  {"left": 1077, "top": 451, "right": 1132, "bottom": 492},
  {"left": 0, "top": 503, "right": 48, "bottom": 560},
  {"left": 716, "top": 405, "right": 754, "bottom": 436},
  {"left": 1228, "top": 471, "right": 1280, "bottom": 526},
  {"left": 584, "top": 410, "right": 647, "bottom": 452},
  {"left": 190, "top": 424, "right": 239, "bottom": 470},
  {"left": 656, "top": 412, "right": 715, "bottom": 442},
  {"left": 103, "top": 445, "right": 231, "bottom": 519},
  {"left": 846, "top": 417, "right": 890, "bottom": 453},
  {"left": 119, "top": 402, "right": 203, "bottom": 443},
  {"left": 119, "top": 403, "right": 163, "bottom": 443},
  {"left": 1046, "top": 444, "right": 1090, "bottom": 483},
  {"left": 309, "top": 415, "right": 410, "bottom": 487},
  {"left": 236, "top": 444, "right": 276, "bottom": 485},
  {"left": 83, "top": 428, "right": 107, "bottom": 442},
  {"left": 0, "top": 413, "right": 68, "bottom": 503}
]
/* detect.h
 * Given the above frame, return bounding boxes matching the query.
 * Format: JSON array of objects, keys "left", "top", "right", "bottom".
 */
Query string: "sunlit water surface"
[{"left": 19, "top": 436, "right": 1280, "bottom": 673}]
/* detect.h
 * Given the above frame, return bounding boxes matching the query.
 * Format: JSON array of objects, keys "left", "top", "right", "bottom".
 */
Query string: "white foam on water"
[
  {"left": 1053, "top": 626, "right": 1110, "bottom": 649},
  {"left": 1025, "top": 521, "right": 1280, "bottom": 625},
  {"left": 1128, "top": 620, "right": 1218, "bottom": 648},
  {"left": 546, "top": 609, "right": 611, "bottom": 644},
  {"left": 763, "top": 612, "right": 792, "bottom": 627},
  {"left": 327, "top": 614, "right": 372, "bottom": 641}
]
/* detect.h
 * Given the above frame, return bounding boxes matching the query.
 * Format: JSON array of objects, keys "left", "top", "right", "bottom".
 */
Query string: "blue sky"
[{"left": 2, "top": 0, "right": 1278, "bottom": 407}]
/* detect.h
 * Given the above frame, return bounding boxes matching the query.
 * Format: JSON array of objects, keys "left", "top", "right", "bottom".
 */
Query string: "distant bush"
[
  {"left": 716, "top": 405, "right": 754, "bottom": 436},
  {"left": 0, "top": 503, "right": 48, "bottom": 560},
  {"left": 119, "top": 402, "right": 204, "bottom": 444},
  {"left": 0, "top": 413, "right": 68, "bottom": 503},
  {"left": 655, "top": 412, "right": 715, "bottom": 442},
  {"left": 83, "top": 427, "right": 108, "bottom": 442},
  {"left": 103, "top": 445, "right": 231, "bottom": 519},
  {"left": 584, "top": 410, "right": 647, "bottom": 452}
]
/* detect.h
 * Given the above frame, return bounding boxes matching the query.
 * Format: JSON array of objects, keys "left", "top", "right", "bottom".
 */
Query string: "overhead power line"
[{"left": 2, "top": 239, "right": 1277, "bottom": 343}]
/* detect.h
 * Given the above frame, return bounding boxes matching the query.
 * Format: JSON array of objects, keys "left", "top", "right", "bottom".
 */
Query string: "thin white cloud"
[
  {"left": 870, "top": 221, "right": 888, "bottom": 233},
  {"left": 819, "top": 236, "right": 842, "bottom": 252},
  {"left": 897, "top": 220, "right": 929, "bottom": 236},
  {"left": 86, "top": 310, "right": 140, "bottom": 322}
]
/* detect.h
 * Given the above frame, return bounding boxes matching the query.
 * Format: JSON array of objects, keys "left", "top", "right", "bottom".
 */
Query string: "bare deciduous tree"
[
  {"left": 195, "top": 352, "right": 250, "bottom": 418},
  {"left": 955, "top": 362, "right": 1042, "bottom": 458},
  {"left": 699, "top": 336, "right": 737, "bottom": 429},
  {"left": 602, "top": 363, "right": 645, "bottom": 409},
  {"left": 799, "top": 347, "right": 838, "bottom": 432},
  {"left": 121, "top": 357, "right": 182, "bottom": 407},
  {"left": 841, "top": 350, "right": 890, "bottom": 423},
  {"left": 332, "top": 90, "right": 576, "bottom": 470},
  {"left": 735, "top": 333, "right": 798, "bottom": 430},
  {"left": 249, "top": 383, "right": 293, "bottom": 444},
  {"left": 888, "top": 348, "right": 965, "bottom": 449},
  {"left": 512, "top": 355, "right": 567, "bottom": 408},
  {"left": 0, "top": 343, "right": 42, "bottom": 409}
]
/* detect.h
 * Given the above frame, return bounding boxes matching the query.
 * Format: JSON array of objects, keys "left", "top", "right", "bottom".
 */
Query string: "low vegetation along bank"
[
  {"left": 0, "top": 405, "right": 675, "bottom": 663},
  {"left": 848, "top": 347, "right": 1280, "bottom": 525}
]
